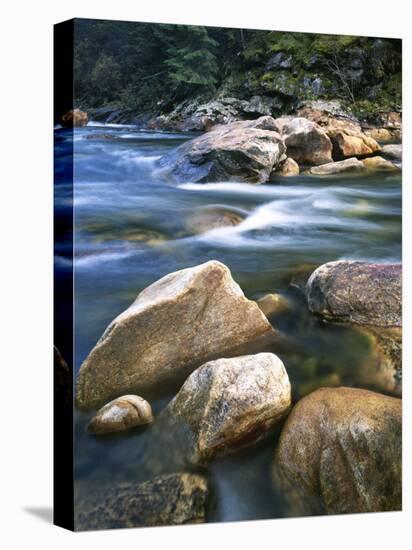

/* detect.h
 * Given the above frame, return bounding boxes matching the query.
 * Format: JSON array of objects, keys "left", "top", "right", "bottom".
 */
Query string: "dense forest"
[{"left": 73, "top": 19, "right": 401, "bottom": 123}]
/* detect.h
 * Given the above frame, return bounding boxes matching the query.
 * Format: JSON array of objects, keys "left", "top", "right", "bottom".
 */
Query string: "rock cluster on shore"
[{"left": 158, "top": 110, "right": 400, "bottom": 183}]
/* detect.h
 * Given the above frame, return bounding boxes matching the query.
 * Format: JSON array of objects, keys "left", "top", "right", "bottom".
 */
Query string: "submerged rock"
[
  {"left": 87, "top": 395, "right": 153, "bottom": 434},
  {"left": 185, "top": 206, "right": 244, "bottom": 234},
  {"left": 160, "top": 353, "right": 291, "bottom": 465},
  {"left": 272, "top": 387, "right": 402, "bottom": 515},
  {"left": 279, "top": 117, "right": 333, "bottom": 166},
  {"left": 306, "top": 260, "right": 401, "bottom": 327},
  {"left": 76, "top": 261, "right": 273, "bottom": 408},
  {"left": 159, "top": 117, "right": 286, "bottom": 184},
  {"left": 308, "top": 157, "right": 365, "bottom": 175},
  {"left": 75, "top": 473, "right": 209, "bottom": 530},
  {"left": 357, "top": 326, "right": 402, "bottom": 396},
  {"left": 256, "top": 293, "right": 293, "bottom": 317},
  {"left": 60, "top": 108, "right": 88, "bottom": 128}
]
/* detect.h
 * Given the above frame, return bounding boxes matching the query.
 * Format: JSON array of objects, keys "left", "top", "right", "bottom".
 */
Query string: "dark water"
[{"left": 54, "top": 122, "right": 401, "bottom": 522}]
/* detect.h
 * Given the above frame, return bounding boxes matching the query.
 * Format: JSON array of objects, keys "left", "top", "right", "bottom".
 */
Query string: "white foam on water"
[
  {"left": 74, "top": 250, "right": 135, "bottom": 268},
  {"left": 178, "top": 182, "right": 311, "bottom": 197},
  {"left": 87, "top": 121, "right": 136, "bottom": 128}
]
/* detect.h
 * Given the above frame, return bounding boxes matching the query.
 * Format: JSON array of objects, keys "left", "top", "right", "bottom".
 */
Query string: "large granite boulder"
[
  {"left": 75, "top": 473, "right": 209, "bottom": 530},
  {"left": 159, "top": 117, "right": 286, "bottom": 183},
  {"left": 76, "top": 261, "right": 273, "bottom": 409},
  {"left": 276, "top": 117, "right": 333, "bottom": 166},
  {"left": 60, "top": 108, "right": 88, "bottom": 128},
  {"left": 154, "top": 353, "right": 291, "bottom": 466},
  {"left": 306, "top": 260, "right": 401, "bottom": 327},
  {"left": 272, "top": 387, "right": 402, "bottom": 515},
  {"left": 87, "top": 395, "right": 154, "bottom": 434}
]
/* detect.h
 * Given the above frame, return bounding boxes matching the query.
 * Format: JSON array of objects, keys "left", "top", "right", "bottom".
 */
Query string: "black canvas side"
[{"left": 53, "top": 19, "right": 75, "bottom": 532}]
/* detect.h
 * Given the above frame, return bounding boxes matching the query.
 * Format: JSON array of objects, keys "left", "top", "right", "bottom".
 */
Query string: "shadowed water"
[{"left": 54, "top": 122, "right": 401, "bottom": 523}]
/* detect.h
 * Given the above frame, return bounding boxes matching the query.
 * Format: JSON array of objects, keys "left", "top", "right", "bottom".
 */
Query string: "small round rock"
[{"left": 87, "top": 395, "right": 154, "bottom": 434}]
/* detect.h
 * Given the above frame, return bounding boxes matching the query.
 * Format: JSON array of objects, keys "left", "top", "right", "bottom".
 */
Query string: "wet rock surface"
[
  {"left": 272, "top": 387, "right": 402, "bottom": 515},
  {"left": 74, "top": 473, "right": 209, "bottom": 530}
]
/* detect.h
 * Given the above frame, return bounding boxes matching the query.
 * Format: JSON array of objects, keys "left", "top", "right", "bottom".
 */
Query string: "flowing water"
[{"left": 54, "top": 122, "right": 402, "bottom": 523}]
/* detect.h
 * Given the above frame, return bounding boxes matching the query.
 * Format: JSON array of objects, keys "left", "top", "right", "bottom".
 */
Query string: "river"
[{"left": 54, "top": 121, "right": 401, "bottom": 522}]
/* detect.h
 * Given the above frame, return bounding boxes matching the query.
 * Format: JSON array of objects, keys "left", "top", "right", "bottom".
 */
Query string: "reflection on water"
[{"left": 55, "top": 122, "right": 401, "bottom": 522}]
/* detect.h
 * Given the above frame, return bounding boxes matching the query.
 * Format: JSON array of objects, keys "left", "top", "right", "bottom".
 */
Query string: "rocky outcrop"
[
  {"left": 159, "top": 117, "right": 286, "bottom": 183},
  {"left": 272, "top": 387, "right": 402, "bottom": 515},
  {"left": 274, "top": 117, "right": 333, "bottom": 166},
  {"left": 271, "top": 157, "right": 300, "bottom": 177},
  {"left": 87, "top": 395, "right": 153, "bottom": 434},
  {"left": 75, "top": 473, "right": 209, "bottom": 530},
  {"left": 158, "top": 353, "right": 291, "bottom": 466},
  {"left": 306, "top": 260, "right": 401, "bottom": 327},
  {"left": 60, "top": 109, "right": 88, "bottom": 128},
  {"left": 308, "top": 157, "right": 365, "bottom": 175},
  {"left": 362, "top": 156, "right": 399, "bottom": 171},
  {"left": 76, "top": 261, "right": 273, "bottom": 409}
]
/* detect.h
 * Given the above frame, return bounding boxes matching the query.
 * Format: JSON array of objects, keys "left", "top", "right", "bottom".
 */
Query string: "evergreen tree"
[{"left": 164, "top": 26, "right": 219, "bottom": 89}]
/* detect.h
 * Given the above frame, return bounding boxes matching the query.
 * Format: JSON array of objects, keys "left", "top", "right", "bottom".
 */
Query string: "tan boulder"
[
  {"left": 273, "top": 387, "right": 402, "bottom": 515},
  {"left": 272, "top": 157, "right": 300, "bottom": 177},
  {"left": 160, "top": 353, "right": 291, "bottom": 465},
  {"left": 87, "top": 395, "right": 153, "bottom": 434},
  {"left": 362, "top": 156, "right": 399, "bottom": 172},
  {"left": 364, "top": 128, "right": 394, "bottom": 142},
  {"left": 76, "top": 261, "right": 273, "bottom": 409},
  {"left": 309, "top": 157, "right": 365, "bottom": 175},
  {"left": 281, "top": 117, "right": 333, "bottom": 166},
  {"left": 60, "top": 108, "right": 88, "bottom": 128},
  {"left": 328, "top": 129, "right": 381, "bottom": 159}
]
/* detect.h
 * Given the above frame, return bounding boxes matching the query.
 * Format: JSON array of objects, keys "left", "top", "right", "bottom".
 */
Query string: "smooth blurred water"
[{"left": 54, "top": 122, "right": 401, "bottom": 523}]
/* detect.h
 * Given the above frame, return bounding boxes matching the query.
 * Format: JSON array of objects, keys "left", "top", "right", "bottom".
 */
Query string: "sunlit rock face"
[{"left": 76, "top": 260, "right": 273, "bottom": 409}]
